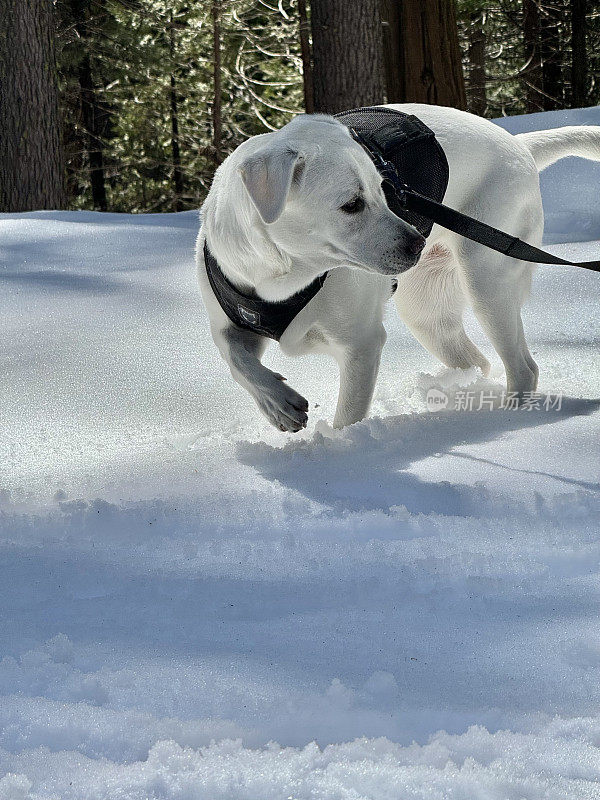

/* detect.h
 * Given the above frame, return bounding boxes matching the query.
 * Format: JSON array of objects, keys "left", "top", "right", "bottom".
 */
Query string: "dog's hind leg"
[
  {"left": 394, "top": 243, "right": 490, "bottom": 374},
  {"left": 459, "top": 240, "right": 539, "bottom": 396},
  {"left": 518, "top": 314, "right": 539, "bottom": 389}
]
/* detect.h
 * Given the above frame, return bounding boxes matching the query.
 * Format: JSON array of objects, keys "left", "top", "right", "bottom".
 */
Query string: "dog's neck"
[{"left": 202, "top": 171, "right": 324, "bottom": 303}]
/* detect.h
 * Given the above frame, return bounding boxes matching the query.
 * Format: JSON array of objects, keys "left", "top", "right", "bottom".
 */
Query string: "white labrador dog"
[{"left": 197, "top": 103, "right": 600, "bottom": 432}]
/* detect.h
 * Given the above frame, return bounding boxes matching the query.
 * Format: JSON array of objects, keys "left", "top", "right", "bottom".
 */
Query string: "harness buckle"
[
  {"left": 350, "top": 126, "right": 410, "bottom": 209},
  {"left": 380, "top": 163, "right": 409, "bottom": 209}
]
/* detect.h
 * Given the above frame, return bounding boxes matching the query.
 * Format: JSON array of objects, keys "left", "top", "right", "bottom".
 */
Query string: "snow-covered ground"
[{"left": 1, "top": 108, "right": 599, "bottom": 798}]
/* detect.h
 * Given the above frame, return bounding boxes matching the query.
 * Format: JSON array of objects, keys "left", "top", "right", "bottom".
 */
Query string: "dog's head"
[{"left": 236, "top": 114, "right": 425, "bottom": 276}]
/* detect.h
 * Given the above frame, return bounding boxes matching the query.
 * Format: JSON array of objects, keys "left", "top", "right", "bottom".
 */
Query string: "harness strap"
[
  {"left": 350, "top": 127, "right": 600, "bottom": 274},
  {"left": 204, "top": 241, "right": 328, "bottom": 341}
]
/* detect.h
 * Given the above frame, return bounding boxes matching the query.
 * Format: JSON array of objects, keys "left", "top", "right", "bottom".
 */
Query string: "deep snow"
[{"left": 0, "top": 108, "right": 599, "bottom": 798}]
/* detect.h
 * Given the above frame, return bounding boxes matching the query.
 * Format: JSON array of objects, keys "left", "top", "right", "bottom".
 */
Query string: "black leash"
[
  {"left": 351, "top": 127, "right": 600, "bottom": 274},
  {"left": 403, "top": 190, "right": 600, "bottom": 272}
]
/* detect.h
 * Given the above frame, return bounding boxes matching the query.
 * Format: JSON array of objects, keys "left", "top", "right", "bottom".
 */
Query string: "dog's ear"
[{"left": 239, "top": 146, "right": 302, "bottom": 224}]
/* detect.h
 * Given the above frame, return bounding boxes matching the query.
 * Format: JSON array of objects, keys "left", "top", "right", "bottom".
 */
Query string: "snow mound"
[{"left": 3, "top": 723, "right": 600, "bottom": 800}]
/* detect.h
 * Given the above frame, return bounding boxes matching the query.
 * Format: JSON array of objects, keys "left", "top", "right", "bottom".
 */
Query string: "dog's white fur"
[{"left": 197, "top": 104, "right": 600, "bottom": 432}]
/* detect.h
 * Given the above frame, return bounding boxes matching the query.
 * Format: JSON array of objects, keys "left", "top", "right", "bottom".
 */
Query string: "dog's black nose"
[{"left": 408, "top": 235, "right": 426, "bottom": 255}]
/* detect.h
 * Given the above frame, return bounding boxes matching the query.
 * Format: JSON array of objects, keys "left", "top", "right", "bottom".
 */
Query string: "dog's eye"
[{"left": 340, "top": 196, "right": 365, "bottom": 214}]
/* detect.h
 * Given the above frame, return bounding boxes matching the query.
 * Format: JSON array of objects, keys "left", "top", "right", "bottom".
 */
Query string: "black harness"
[
  {"left": 204, "top": 242, "right": 327, "bottom": 341},
  {"left": 336, "top": 106, "right": 449, "bottom": 239},
  {"left": 205, "top": 106, "right": 600, "bottom": 342}
]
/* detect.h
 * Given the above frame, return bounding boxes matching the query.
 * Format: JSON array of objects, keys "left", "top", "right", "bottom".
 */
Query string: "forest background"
[{"left": 0, "top": 0, "right": 596, "bottom": 214}]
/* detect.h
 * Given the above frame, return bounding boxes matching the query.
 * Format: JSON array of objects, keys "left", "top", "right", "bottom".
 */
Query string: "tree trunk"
[
  {"left": 523, "top": 0, "right": 544, "bottom": 112},
  {"left": 571, "top": 0, "right": 587, "bottom": 108},
  {"left": 380, "top": 0, "right": 403, "bottom": 103},
  {"left": 382, "top": 0, "right": 467, "bottom": 109},
  {"left": 297, "top": 0, "right": 314, "bottom": 113},
  {"left": 0, "top": 0, "right": 65, "bottom": 211},
  {"left": 78, "top": 53, "right": 108, "bottom": 212},
  {"left": 310, "top": 0, "right": 385, "bottom": 114},
  {"left": 72, "top": 0, "right": 108, "bottom": 212},
  {"left": 467, "top": 10, "right": 487, "bottom": 115},
  {"left": 170, "top": 74, "right": 184, "bottom": 211},
  {"left": 540, "top": 1, "right": 563, "bottom": 110},
  {"left": 212, "top": 0, "right": 223, "bottom": 164},
  {"left": 169, "top": 15, "right": 184, "bottom": 212}
]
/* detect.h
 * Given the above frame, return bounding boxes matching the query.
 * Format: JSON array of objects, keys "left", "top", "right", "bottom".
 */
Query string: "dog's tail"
[{"left": 515, "top": 126, "right": 600, "bottom": 171}]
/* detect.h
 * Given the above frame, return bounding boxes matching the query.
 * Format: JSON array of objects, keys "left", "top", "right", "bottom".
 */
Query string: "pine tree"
[
  {"left": 523, "top": 0, "right": 544, "bottom": 112},
  {"left": 571, "top": 0, "right": 587, "bottom": 107},
  {"left": 61, "top": 0, "right": 306, "bottom": 212},
  {"left": 540, "top": 1, "right": 564, "bottom": 110},
  {"left": 0, "top": 0, "right": 65, "bottom": 211}
]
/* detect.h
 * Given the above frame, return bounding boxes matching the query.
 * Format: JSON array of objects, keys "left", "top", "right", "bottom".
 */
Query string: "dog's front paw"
[{"left": 253, "top": 374, "right": 309, "bottom": 433}]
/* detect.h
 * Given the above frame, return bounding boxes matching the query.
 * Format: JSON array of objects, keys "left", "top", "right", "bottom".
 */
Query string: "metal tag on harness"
[{"left": 237, "top": 305, "right": 260, "bottom": 327}]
